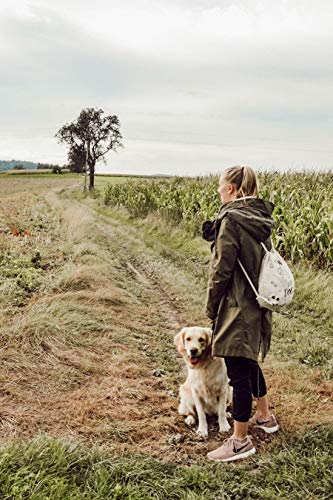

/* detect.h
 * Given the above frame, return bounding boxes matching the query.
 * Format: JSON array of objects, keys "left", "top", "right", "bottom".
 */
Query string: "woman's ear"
[
  {"left": 174, "top": 328, "right": 186, "bottom": 353},
  {"left": 228, "top": 183, "right": 236, "bottom": 195}
]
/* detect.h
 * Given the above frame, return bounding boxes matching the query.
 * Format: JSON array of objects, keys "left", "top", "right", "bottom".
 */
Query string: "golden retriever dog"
[{"left": 174, "top": 326, "right": 231, "bottom": 438}]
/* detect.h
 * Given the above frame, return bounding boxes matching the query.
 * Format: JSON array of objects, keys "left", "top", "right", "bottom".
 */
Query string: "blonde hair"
[{"left": 220, "top": 165, "right": 259, "bottom": 198}]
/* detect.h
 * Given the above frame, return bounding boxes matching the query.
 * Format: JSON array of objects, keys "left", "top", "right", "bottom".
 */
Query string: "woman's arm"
[{"left": 205, "top": 216, "right": 240, "bottom": 320}]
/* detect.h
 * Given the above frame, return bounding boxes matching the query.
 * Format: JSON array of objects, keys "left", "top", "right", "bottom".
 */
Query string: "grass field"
[
  {"left": 0, "top": 174, "right": 332, "bottom": 498},
  {"left": 0, "top": 170, "right": 158, "bottom": 187},
  {"left": 0, "top": 173, "right": 78, "bottom": 180}
]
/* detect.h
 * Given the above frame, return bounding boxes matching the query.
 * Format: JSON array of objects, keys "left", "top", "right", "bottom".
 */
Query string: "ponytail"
[{"left": 221, "top": 165, "right": 259, "bottom": 198}]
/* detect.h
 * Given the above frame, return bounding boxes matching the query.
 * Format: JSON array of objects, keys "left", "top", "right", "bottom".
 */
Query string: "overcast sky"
[{"left": 1, "top": 0, "right": 333, "bottom": 175}]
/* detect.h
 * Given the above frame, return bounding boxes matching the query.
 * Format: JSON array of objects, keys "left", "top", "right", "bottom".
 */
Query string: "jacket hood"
[{"left": 218, "top": 198, "right": 274, "bottom": 243}]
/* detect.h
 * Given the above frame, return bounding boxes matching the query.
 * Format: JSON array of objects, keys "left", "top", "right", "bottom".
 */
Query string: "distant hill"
[{"left": 0, "top": 160, "right": 38, "bottom": 171}]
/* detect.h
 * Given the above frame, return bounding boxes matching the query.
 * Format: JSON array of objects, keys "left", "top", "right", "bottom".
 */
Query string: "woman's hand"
[{"left": 202, "top": 220, "right": 215, "bottom": 241}]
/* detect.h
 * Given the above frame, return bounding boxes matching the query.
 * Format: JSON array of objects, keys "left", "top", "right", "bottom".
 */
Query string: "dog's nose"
[{"left": 190, "top": 348, "right": 198, "bottom": 355}]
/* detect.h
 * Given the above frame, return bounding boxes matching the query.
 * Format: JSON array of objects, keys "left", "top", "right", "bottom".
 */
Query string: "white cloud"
[
  {"left": 32, "top": 0, "right": 333, "bottom": 60},
  {"left": 0, "top": 0, "right": 333, "bottom": 172}
]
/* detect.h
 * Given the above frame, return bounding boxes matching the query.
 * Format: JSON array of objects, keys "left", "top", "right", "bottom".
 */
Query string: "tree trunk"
[{"left": 89, "top": 162, "right": 95, "bottom": 191}]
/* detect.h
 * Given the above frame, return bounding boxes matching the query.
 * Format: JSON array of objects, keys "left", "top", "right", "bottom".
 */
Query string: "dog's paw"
[
  {"left": 226, "top": 411, "right": 232, "bottom": 419},
  {"left": 196, "top": 427, "right": 208, "bottom": 438},
  {"left": 218, "top": 424, "right": 231, "bottom": 434},
  {"left": 185, "top": 415, "right": 196, "bottom": 427},
  {"left": 218, "top": 419, "right": 231, "bottom": 433}
]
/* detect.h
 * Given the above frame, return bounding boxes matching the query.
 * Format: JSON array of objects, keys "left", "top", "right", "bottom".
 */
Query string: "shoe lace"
[
  {"left": 224, "top": 436, "right": 248, "bottom": 451},
  {"left": 223, "top": 436, "right": 238, "bottom": 449}
]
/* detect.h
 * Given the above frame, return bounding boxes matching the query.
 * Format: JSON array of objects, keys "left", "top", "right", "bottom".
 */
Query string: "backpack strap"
[
  {"left": 261, "top": 238, "right": 274, "bottom": 252},
  {"left": 237, "top": 237, "right": 273, "bottom": 297},
  {"left": 260, "top": 242, "right": 268, "bottom": 252},
  {"left": 237, "top": 258, "right": 259, "bottom": 297}
]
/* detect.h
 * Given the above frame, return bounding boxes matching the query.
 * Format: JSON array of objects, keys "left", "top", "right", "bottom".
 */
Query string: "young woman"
[{"left": 204, "top": 165, "right": 279, "bottom": 463}]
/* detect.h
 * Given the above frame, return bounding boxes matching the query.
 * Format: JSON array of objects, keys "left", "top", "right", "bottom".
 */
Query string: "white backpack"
[{"left": 237, "top": 240, "right": 295, "bottom": 312}]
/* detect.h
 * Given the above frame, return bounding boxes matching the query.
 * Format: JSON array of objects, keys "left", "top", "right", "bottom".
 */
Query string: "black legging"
[{"left": 224, "top": 356, "right": 267, "bottom": 423}]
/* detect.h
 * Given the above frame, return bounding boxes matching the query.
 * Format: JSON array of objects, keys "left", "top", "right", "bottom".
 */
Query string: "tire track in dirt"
[
  {"left": 49, "top": 189, "right": 188, "bottom": 339},
  {"left": 91, "top": 211, "right": 194, "bottom": 334}
]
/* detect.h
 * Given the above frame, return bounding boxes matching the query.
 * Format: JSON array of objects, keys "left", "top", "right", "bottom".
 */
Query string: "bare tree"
[{"left": 56, "top": 107, "right": 123, "bottom": 190}]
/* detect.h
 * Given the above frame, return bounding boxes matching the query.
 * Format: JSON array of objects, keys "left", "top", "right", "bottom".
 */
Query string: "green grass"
[
  {"left": 0, "top": 199, "right": 64, "bottom": 313},
  {"left": 272, "top": 263, "right": 333, "bottom": 374},
  {"left": 0, "top": 426, "right": 331, "bottom": 499}
]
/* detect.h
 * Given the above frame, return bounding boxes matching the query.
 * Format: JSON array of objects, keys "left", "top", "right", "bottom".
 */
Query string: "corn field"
[{"left": 104, "top": 171, "right": 333, "bottom": 268}]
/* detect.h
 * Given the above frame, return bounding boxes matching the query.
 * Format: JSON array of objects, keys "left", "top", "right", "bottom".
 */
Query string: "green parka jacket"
[{"left": 205, "top": 197, "right": 274, "bottom": 361}]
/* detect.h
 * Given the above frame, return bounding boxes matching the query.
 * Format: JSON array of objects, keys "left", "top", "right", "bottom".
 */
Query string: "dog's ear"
[
  {"left": 174, "top": 328, "right": 186, "bottom": 353},
  {"left": 204, "top": 328, "right": 212, "bottom": 346}
]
